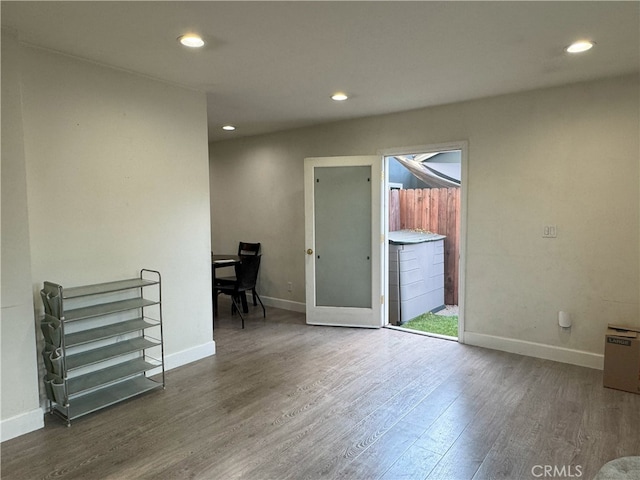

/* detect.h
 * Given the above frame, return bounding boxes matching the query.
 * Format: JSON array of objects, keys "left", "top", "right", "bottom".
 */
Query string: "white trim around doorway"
[{"left": 379, "top": 141, "right": 468, "bottom": 344}]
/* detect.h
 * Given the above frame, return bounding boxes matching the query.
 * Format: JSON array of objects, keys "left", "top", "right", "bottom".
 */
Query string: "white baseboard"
[
  {"left": 165, "top": 340, "right": 216, "bottom": 370},
  {"left": 463, "top": 332, "right": 604, "bottom": 370},
  {"left": 147, "top": 340, "right": 216, "bottom": 376},
  {"left": 261, "top": 296, "right": 306, "bottom": 313},
  {"left": 1, "top": 408, "right": 44, "bottom": 443}
]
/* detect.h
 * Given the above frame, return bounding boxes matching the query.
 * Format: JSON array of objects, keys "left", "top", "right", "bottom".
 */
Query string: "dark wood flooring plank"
[
  {"left": 379, "top": 444, "right": 442, "bottom": 480},
  {"left": 472, "top": 360, "right": 602, "bottom": 480},
  {"left": 414, "top": 350, "right": 526, "bottom": 458},
  {"left": 292, "top": 368, "right": 455, "bottom": 479},
  {"left": 424, "top": 354, "right": 536, "bottom": 479},
  {"left": 239, "top": 335, "right": 453, "bottom": 479},
  {"left": 334, "top": 419, "right": 428, "bottom": 480}
]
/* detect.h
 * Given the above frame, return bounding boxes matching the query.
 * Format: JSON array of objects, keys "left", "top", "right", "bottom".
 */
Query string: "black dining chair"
[
  {"left": 214, "top": 255, "right": 265, "bottom": 329},
  {"left": 238, "top": 242, "right": 261, "bottom": 257},
  {"left": 215, "top": 241, "right": 261, "bottom": 308}
]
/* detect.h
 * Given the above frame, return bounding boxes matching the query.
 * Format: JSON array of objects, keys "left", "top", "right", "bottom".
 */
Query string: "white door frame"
[{"left": 379, "top": 141, "right": 468, "bottom": 343}]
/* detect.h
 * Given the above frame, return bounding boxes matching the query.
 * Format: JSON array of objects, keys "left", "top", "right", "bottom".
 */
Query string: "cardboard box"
[{"left": 603, "top": 323, "right": 640, "bottom": 394}]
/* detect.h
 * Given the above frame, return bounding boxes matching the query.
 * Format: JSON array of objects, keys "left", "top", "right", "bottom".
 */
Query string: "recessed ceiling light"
[
  {"left": 178, "top": 34, "right": 205, "bottom": 48},
  {"left": 565, "top": 40, "right": 594, "bottom": 54},
  {"left": 331, "top": 92, "right": 348, "bottom": 101},
  {"left": 222, "top": 125, "right": 236, "bottom": 131}
]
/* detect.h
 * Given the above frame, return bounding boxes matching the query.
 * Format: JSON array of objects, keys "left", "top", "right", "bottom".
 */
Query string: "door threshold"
[{"left": 385, "top": 324, "right": 458, "bottom": 342}]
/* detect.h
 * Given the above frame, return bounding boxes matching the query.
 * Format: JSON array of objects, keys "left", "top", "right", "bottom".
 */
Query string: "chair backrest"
[
  {"left": 234, "top": 255, "right": 261, "bottom": 291},
  {"left": 238, "top": 242, "right": 260, "bottom": 257}
]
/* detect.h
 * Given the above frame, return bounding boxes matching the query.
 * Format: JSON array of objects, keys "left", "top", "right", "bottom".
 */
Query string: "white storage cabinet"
[{"left": 389, "top": 231, "right": 446, "bottom": 325}]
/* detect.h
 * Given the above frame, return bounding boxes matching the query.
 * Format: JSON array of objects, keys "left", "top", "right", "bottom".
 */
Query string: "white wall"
[
  {"left": 1, "top": 35, "right": 214, "bottom": 440},
  {"left": 210, "top": 74, "right": 639, "bottom": 367},
  {"left": 1, "top": 31, "right": 43, "bottom": 442}
]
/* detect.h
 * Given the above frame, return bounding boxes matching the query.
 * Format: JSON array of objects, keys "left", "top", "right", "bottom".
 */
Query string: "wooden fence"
[{"left": 389, "top": 187, "right": 460, "bottom": 305}]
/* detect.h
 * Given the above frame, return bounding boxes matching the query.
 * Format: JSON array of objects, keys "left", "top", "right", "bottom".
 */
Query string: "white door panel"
[{"left": 304, "top": 156, "right": 384, "bottom": 327}]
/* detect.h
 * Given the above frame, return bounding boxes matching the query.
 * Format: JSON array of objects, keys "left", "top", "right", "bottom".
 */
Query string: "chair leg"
[
  {"left": 240, "top": 292, "right": 249, "bottom": 313},
  {"left": 230, "top": 295, "right": 245, "bottom": 329},
  {"left": 254, "top": 291, "right": 266, "bottom": 318},
  {"left": 252, "top": 289, "right": 258, "bottom": 306}
]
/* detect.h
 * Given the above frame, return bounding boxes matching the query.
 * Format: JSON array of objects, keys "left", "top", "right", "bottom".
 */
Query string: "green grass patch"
[{"left": 402, "top": 312, "right": 458, "bottom": 337}]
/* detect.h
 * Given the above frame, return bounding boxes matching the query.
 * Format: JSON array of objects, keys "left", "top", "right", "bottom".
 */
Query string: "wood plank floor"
[{"left": 2, "top": 300, "right": 639, "bottom": 479}]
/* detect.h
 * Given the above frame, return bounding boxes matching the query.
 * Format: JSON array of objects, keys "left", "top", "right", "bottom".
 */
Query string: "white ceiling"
[{"left": 2, "top": 1, "right": 638, "bottom": 142}]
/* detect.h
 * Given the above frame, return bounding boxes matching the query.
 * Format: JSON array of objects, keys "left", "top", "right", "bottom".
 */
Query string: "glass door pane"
[{"left": 314, "top": 166, "right": 372, "bottom": 308}]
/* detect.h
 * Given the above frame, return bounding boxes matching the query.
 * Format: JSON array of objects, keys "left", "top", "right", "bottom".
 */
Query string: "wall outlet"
[
  {"left": 287, "top": 282, "right": 293, "bottom": 292},
  {"left": 543, "top": 224, "right": 557, "bottom": 238}
]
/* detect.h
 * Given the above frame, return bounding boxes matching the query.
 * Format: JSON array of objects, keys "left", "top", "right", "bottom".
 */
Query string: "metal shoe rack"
[{"left": 39, "top": 269, "right": 165, "bottom": 426}]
